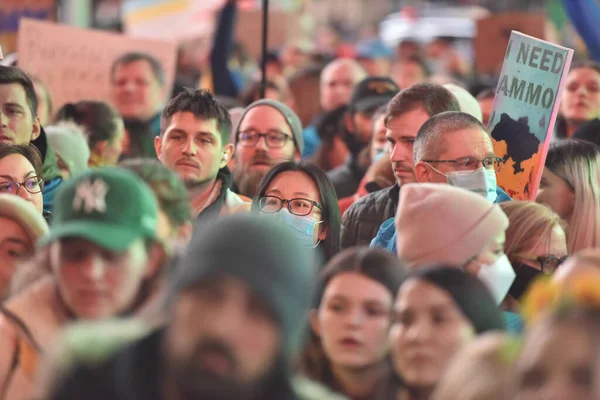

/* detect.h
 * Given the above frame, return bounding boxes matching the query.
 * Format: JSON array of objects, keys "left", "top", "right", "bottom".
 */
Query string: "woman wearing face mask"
[
  {"left": 500, "top": 201, "right": 568, "bottom": 319},
  {"left": 387, "top": 183, "right": 514, "bottom": 307},
  {"left": 54, "top": 101, "right": 125, "bottom": 168},
  {"left": 391, "top": 267, "right": 505, "bottom": 400},
  {"left": 536, "top": 140, "right": 600, "bottom": 254},
  {"left": 556, "top": 61, "right": 600, "bottom": 139},
  {"left": 301, "top": 247, "right": 407, "bottom": 399},
  {"left": 253, "top": 161, "right": 341, "bottom": 263}
]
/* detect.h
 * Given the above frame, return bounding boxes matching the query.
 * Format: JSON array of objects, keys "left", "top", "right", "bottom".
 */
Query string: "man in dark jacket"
[
  {"left": 0, "top": 66, "right": 63, "bottom": 216},
  {"left": 327, "top": 77, "right": 399, "bottom": 198},
  {"left": 45, "top": 215, "right": 316, "bottom": 400},
  {"left": 341, "top": 83, "right": 460, "bottom": 248}
]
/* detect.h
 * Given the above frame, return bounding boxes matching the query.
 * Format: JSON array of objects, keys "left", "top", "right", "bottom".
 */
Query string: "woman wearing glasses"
[
  {"left": 0, "top": 144, "right": 45, "bottom": 215},
  {"left": 252, "top": 161, "right": 341, "bottom": 263},
  {"left": 500, "top": 201, "right": 568, "bottom": 332}
]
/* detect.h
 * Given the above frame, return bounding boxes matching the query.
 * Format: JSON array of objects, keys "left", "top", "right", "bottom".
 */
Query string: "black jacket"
[
  {"left": 340, "top": 184, "right": 399, "bottom": 249},
  {"left": 47, "top": 329, "right": 303, "bottom": 400}
]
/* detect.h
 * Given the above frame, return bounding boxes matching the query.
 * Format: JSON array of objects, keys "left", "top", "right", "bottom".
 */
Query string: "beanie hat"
[
  {"left": 395, "top": 183, "right": 508, "bottom": 267},
  {"left": 444, "top": 84, "right": 483, "bottom": 123},
  {"left": 0, "top": 194, "right": 48, "bottom": 244},
  {"left": 411, "top": 267, "right": 505, "bottom": 333},
  {"left": 234, "top": 99, "right": 304, "bottom": 155},
  {"left": 170, "top": 214, "right": 315, "bottom": 359},
  {"left": 45, "top": 122, "right": 91, "bottom": 177}
]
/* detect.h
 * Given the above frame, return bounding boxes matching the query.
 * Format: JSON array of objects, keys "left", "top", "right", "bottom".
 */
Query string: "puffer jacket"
[{"left": 340, "top": 184, "right": 399, "bottom": 249}]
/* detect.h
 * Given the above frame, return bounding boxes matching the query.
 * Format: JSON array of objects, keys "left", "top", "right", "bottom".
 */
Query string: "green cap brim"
[{"left": 39, "top": 220, "right": 148, "bottom": 252}]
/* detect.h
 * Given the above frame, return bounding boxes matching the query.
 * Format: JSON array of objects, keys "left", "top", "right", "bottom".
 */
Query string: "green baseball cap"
[{"left": 40, "top": 167, "right": 159, "bottom": 251}]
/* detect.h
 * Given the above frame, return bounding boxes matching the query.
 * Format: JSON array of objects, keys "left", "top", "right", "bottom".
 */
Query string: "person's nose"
[
  {"left": 390, "top": 143, "right": 407, "bottom": 162},
  {"left": 344, "top": 308, "right": 364, "bottom": 329},
  {"left": 182, "top": 137, "right": 197, "bottom": 156},
  {"left": 15, "top": 184, "right": 32, "bottom": 202},
  {"left": 79, "top": 253, "right": 106, "bottom": 282},
  {"left": 406, "top": 318, "right": 432, "bottom": 343}
]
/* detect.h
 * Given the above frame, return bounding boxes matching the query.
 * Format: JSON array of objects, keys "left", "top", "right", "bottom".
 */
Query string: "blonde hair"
[
  {"left": 432, "top": 333, "right": 517, "bottom": 400},
  {"left": 545, "top": 140, "right": 600, "bottom": 253},
  {"left": 500, "top": 201, "right": 567, "bottom": 261}
]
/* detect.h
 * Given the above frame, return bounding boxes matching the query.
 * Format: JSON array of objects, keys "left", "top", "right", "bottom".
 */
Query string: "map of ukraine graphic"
[{"left": 491, "top": 113, "right": 540, "bottom": 174}]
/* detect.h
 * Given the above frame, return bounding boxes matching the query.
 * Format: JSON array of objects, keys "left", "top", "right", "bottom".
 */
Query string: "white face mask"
[
  {"left": 476, "top": 254, "right": 516, "bottom": 305},
  {"left": 445, "top": 167, "right": 498, "bottom": 203}
]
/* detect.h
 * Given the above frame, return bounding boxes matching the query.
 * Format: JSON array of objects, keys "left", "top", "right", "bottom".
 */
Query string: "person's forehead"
[
  {"left": 266, "top": 171, "right": 320, "bottom": 199},
  {"left": 0, "top": 83, "right": 29, "bottom": 105},
  {"left": 0, "top": 217, "right": 30, "bottom": 241},
  {"left": 114, "top": 60, "right": 157, "bottom": 80},
  {"left": 239, "top": 106, "right": 290, "bottom": 133},
  {"left": 0, "top": 154, "right": 36, "bottom": 175},
  {"left": 396, "top": 278, "right": 456, "bottom": 309},
  {"left": 386, "top": 108, "right": 431, "bottom": 137},
  {"left": 166, "top": 112, "right": 219, "bottom": 133},
  {"left": 439, "top": 128, "right": 493, "bottom": 156},
  {"left": 323, "top": 63, "right": 359, "bottom": 83}
]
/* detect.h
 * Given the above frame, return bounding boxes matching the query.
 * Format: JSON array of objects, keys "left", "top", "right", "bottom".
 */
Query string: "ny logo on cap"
[{"left": 72, "top": 178, "right": 109, "bottom": 214}]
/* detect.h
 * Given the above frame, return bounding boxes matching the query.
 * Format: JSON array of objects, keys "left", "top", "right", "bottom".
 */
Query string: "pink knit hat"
[{"left": 395, "top": 183, "right": 509, "bottom": 268}]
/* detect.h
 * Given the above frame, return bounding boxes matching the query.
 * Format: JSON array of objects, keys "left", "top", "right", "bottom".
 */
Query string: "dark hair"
[
  {"left": 0, "top": 143, "right": 44, "bottom": 179},
  {"left": 397, "top": 56, "right": 430, "bottom": 78},
  {"left": 409, "top": 266, "right": 505, "bottom": 333},
  {"left": 301, "top": 247, "right": 407, "bottom": 387},
  {"left": 569, "top": 59, "right": 600, "bottom": 76},
  {"left": 110, "top": 52, "right": 165, "bottom": 86},
  {"left": 160, "top": 88, "right": 232, "bottom": 144},
  {"left": 119, "top": 158, "right": 192, "bottom": 228},
  {"left": 545, "top": 139, "right": 600, "bottom": 186},
  {"left": 384, "top": 83, "right": 459, "bottom": 127},
  {"left": 252, "top": 161, "right": 341, "bottom": 263},
  {"left": 54, "top": 101, "right": 122, "bottom": 148},
  {"left": 0, "top": 66, "right": 38, "bottom": 117},
  {"left": 239, "top": 80, "right": 283, "bottom": 107},
  {"left": 413, "top": 111, "right": 486, "bottom": 162}
]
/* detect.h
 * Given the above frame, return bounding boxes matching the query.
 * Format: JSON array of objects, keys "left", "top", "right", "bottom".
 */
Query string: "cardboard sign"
[
  {"left": 17, "top": 18, "right": 177, "bottom": 111},
  {"left": 475, "top": 13, "right": 546, "bottom": 75},
  {"left": 0, "top": 0, "right": 56, "bottom": 54},
  {"left": 489, "top": 31, "right": 573, "bottom": 200}
]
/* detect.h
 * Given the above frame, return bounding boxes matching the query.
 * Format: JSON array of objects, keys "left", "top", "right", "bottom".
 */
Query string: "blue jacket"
[{"left": 370, "top": 186, "right": 511, "bottom": 254}]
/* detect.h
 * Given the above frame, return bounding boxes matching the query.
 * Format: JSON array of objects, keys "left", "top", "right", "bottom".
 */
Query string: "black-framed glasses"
[
  {"left": 259, "top": 196, "right": 322, "bottom": 216},
  {"left": 238, "top": 130, "right": 292, "bottom": 149},
  {"left": 422, "top": 156, "right": 504, "bottom": 173},
  {"left": 0, "top": 176, "right": 44, "bottom": 195},
  {"left": 535, "top": 255, "right": 568, "bottom": 273}
]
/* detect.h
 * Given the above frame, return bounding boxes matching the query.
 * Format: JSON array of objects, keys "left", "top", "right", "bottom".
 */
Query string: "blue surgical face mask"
[
  {"left": 445, "top": 167, "right": 498, "bottom": 203},
  {"left": 266, "top": 208, "right": 322, "bottom": 248}
]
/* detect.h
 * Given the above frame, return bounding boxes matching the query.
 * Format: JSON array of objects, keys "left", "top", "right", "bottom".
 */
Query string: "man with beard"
[
  {"left": 327, "top": 77, "right": 399, "bottom": 198},
  {"left": 340, "top": 83, "right": 461, "bottom": 248},
  {"left": 231, "top": 99, "right": 303, "bottom": 197},
  {"left": 43, "top": 215, "right": 318, "bottom": 400},
  {"left": 154, "top": 88, "right": 250, "bottom": 222}
]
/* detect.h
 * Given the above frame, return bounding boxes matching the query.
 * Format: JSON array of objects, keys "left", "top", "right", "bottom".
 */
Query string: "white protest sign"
[{"left": 17, "top": 18, "right": 177, "bottom": 111}]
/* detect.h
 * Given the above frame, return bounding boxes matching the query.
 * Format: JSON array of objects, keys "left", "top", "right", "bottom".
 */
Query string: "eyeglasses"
[
  {"left": 0, "top": 176, "right": 44, "bottom": 195},
  {"left": 422, "top": 156, "right": 504, "bottom": 174},
  {"left": 238, "top": 130, "right": 292, "bottom": 149},
  {"left": 517, "top": 254, "right": 568, "bottom": 274},
  {"left": 259, "top": 196, "right": 322, "bottom": 216}
]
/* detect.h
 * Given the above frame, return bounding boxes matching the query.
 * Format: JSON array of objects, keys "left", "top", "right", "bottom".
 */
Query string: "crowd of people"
[{"left": 1, "top": 1, "right": 600, "bottom": 399}]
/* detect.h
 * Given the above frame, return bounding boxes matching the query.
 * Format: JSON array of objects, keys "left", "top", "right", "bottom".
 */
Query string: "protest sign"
[
  {"left": 475, "top": 13, "right": 546, "bottom": 75},
  {"left": 17, "top": 18, "right": 177, "bottom": 111},
  {"left": 0, "top": 0, "right": 56, "bottom": 54},
  {"left": 489, "top": 31, "right": 573, "bottom": 200}
]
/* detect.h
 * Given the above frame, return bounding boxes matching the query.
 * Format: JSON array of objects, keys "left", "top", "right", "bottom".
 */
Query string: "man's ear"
[
  {"left": 31, "top": 117, "right": 41, "bottom": 142},
  {"left": 414, "top": 161, "right": 431, "bottom": 183},
  {"left": 154, "top": 136, "right": 163, "bottom": 160},
  {"left": 94, "top": 140, "right": 108, "bottom": 155},
  {"left": 220, "top": 143, "right": 234, "bottom": 169}
]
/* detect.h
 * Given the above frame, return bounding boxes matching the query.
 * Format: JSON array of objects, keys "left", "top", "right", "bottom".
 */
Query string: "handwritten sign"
[
  {"left": 489, "top": 31, "right": 573, "bottom": 200},
  {"left": 17, "top": 18, "right": 177, "bottom": 111}
]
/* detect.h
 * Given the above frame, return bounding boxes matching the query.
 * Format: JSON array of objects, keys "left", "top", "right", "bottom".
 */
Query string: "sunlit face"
[
  {"left": 390, "top": 279, "right": 475, "bottom": 389},
  {"left": 50, "top": 238, "right": 150, "bottom": 319},
  {"left": 536, "top": 168, "right": 575, "bottom": 221},
  {"left": 386, "top": 107, "right": 431, "bottom": 186},
  {"left": 111, "top": 60, "right": 164, "bottom": 121},
  {"left": 262, "top": 170, "right": 326, "bottom": 245},
  {"left": 0, "top": 217, "right": 32, "bottom": 297},
  {"left": 313, "top": 272, "right": 393, "bottom": 370},
  {"left": 155, "top": 112, "right": 232, "bottom": 189},
  {"left": 233, "top": 106, "right": 297, "bottom": 198},
  {"left": 464, "top": 231, "right": 506, "bottom": 275},
  {"left": 560, "top": 68, "right": 600, "bottom": 124},
  {"left": 0, "top": 83, "right": 41, "bottom": 145},
  {"left": 0, "top": 154, "right": 43, "bottom": 214},
  {"left": 415, "top": 128, "right": 495, "bottom": 184},
  {"left": 515, "top": 320, "right": 598, "bottom": 400},
  {"left": 370, "top": 114, "right": 387, "bottom": 162},
  {"left": 320, "top": 63, "right": 364, "bottom": 111},
  {"left": 514, "top": 225, "right": 568, "bottom": 272},
  {"left": 479, "top": 97, "right": 495, "bottom": 128},
  {"left": 165, "top": 276, "right": 281, "bottom": 399}
]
